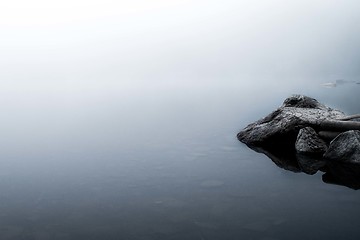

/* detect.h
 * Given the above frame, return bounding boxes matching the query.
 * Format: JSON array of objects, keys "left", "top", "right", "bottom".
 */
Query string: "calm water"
[
  {"left": 2, "top": 1, "right": 360, "bottom": 239},
  {"left": 0, "top": 78, "right": 359, "bottom": 240}
]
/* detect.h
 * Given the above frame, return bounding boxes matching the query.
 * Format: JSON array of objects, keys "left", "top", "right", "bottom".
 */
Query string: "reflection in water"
[
  {"left": 323, "top": 162, "right": 360, "bottom": 190},
  {"left": 248, "top": 145, "right": 360, "bottom": 189}
]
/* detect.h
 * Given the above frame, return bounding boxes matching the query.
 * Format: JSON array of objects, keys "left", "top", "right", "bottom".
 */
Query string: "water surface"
[
  {"left": 1, "top": 1, "right": 360, "bottom": 239},
  {"left": 0, "top": 79, "right": 359, "bottom": 240}
]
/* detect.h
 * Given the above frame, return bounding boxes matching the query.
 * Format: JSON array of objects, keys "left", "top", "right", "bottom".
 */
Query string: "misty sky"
[{"left": 1, "top": 0, "right": 360, "bottom": 101}]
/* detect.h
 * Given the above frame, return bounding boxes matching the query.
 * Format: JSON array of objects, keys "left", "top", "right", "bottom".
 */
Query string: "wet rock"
[
  {"left": 237, "top": 95, "right": 345, "bottom": 146},
  {"left": 295, "top": 127, "right": 328, "bottom": 155},
  {"left": 318, "top": 131, "right": 341, "bottom": 141},
  {"left": 238, "top": 95, "right": 360, "bottom": 189},
  {"left": 323, "top": 130, "right": 360, "bottom": 164}
]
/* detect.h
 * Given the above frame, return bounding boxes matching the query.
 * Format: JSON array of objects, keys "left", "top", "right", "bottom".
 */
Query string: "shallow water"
[{"left": 0, "top": 78, "right": 359, "bottom": 240}]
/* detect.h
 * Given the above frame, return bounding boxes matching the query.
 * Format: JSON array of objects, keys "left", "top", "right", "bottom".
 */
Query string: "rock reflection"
[
  {"left": 247, "top": 145, "right": 360, "bottom": 190},
  {"left": 323, "top": 162, "right": 360, "bottom": 190}
]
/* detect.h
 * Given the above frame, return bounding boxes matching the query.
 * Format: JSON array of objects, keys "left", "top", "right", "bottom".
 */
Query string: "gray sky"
[{"left": 1, "top": 0, "right": 360, "bottom": 98}]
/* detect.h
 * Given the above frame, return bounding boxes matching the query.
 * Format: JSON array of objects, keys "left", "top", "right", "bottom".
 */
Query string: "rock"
[
  {"left": 318, "top": 131, "right": 341, "bottom": 141},
  {"left": 295, "top": 127, "right": 328, "bottom": 155},
  {"left": 237, "top": 95, "right": 345, "bottom": 146},
  {"left": 237, "top": 95, "right": 360, "bottom": 188},
  {"left": 323, "top": 130, "right": 360, "bottom": 164}
]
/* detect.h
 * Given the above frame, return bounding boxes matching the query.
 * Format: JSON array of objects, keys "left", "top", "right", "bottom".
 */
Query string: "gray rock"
[
  {"left": 238, "top": 95, "right": 360, "bottom": 187},
  {"left": 295, "top": 127, "right": 328, "bottom": 155},
  {"left": 323, "top": 130, "right": 360, "bottom": 164},
  {"left": 237, "top": 95, "right": 345, "bottom": 146}
]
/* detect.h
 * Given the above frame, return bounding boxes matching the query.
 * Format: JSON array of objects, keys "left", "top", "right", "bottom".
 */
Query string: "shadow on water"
[{"left": 247, "top": 144, "right": 360, "bottom": 190}]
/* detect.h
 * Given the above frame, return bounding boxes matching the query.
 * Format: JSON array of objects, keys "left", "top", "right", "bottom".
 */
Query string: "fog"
[
  {"left": 1, "top": 0, "right": 360, "bottom": 153},
  {"left": 1, "top": 0, "right": 360, "bottom": 87},
  {"left": 1, "top": 0, "right": 359, "bottom": 140},
  {"left": 1, "top": 1, "right": 360, "bottom": 239}
]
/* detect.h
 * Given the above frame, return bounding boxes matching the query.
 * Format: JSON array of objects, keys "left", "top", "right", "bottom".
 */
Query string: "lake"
[
  {"left": 0, "top": 78, "right": 359, "bottom": 240},
  {"left": 1, "top": 1, "right": 360, "bottom": 239}
]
